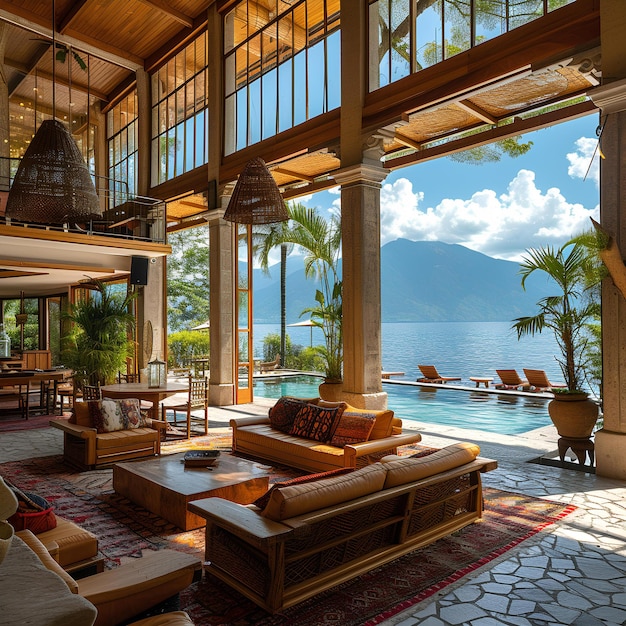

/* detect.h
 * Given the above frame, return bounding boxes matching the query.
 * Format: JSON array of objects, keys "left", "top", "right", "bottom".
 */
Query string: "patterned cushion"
[
  {"left": 288, "top": 402, "right": 346, "bottom": 442},
  {"left": 252, "top": 468, "right": 355, "bottom": 510},
  {"left": 268, "top": 397, "right": 309, "bottom": 433},
  {"left": 89, "top": 398, "right": 144, "bottom": 433},
  {"left": 329, "top": 411, "right": 376, "bottom": 447}
]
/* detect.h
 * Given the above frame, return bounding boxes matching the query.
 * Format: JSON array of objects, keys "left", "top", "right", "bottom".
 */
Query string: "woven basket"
[
  {"left": 224, "top": 158, "right": 288, "bottom": 224},
  {"left": 6, "top": 119, "right": 102, "bottom": 224}
]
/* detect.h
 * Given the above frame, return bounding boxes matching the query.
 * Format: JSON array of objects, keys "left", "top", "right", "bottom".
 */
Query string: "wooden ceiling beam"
[
  {"left": 0, "top": 4, "right": 142, "bottom": 70},
  {"left": 455, "top": 100, "right": 499, "bottom": 124},
  {"left": 0, "top": 259, "right": 116, "bottom": 273},
  {"left": 393, "top": 132, "right": 422, "bottom": 151},
  {"left": 136, "top": 0, "right": 194, "bottom": 28},
  {"left": 281, "top": 177, "right": 339, "bottom": 200},
  {"left": 271, "top": 167, "right": 317, "bottom": 182}
]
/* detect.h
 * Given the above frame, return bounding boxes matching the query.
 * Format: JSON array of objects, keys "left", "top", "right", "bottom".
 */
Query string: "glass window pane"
[
  {"left": 238, "top": 364, "right": 250, "bottom": 388},
  {"left": 307, "top": 40, "right": 324, "bottom": 118},
  {"left": 326, "top": 31, "right": 340, "bottom": 110},
  {"left": 238, "top": 293, "right": 249, "bottom": 331},
  {"left": 236, "top": 89, "right": 248, "bottom": 151},
  {"left": 416, "top": 0, "right": 442, "bottom": 70},
  {"left": 293, "top": 50, "right": 306, "bottom": 125},
  {"left": 278, "top": 57, "right": 293, "bottom": 132},
  {"left": 262, "top": 68, "right": 277, "bottom": 139},
  {"left": 509, "top": 0, "right": 543, "bottom": 29},
  {"left": 248, "top": 77, "right": 261, "bottom": 144},
  {"left": 443, "top": 0, "right": 470, "bottom": 58},
  {"left": 390, "top": 0, "right": 410, "bottom": 80},
  {"left": 474, "top": 0, "right": 505, "bottom": 45}
]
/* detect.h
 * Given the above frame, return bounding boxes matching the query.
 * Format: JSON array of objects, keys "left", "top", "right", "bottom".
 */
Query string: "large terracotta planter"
[
  {"left": 318, "top": 380, "right": 343, "bottom": 402},
  {"left": 548, "top": 392, "right": 599, "bottom": 439}
]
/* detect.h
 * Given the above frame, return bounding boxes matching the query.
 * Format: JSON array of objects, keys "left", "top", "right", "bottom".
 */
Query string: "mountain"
[{"left": 253, "top": 239, "right": 554, "bottom": 324}]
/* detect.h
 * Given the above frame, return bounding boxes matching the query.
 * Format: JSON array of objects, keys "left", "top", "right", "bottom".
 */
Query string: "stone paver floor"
[{"left": 2, "top": 399, "right": 625, "bottom": 626}]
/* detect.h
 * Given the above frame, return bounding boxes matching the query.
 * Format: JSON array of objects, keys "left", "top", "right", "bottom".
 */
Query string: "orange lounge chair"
[
  {"left": 523, "top": 369, "right": 567, "bottom": 392},
  {"left": 417, "top": 365, "right": 461, "bottom": 384},
  {"left": 495, "top": 369, "right": 530, "bottom": 391}
]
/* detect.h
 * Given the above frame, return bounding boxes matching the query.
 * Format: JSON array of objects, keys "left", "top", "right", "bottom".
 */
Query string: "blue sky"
[{"left": 295, "top": 113, "right": 600, "bottom": 262}]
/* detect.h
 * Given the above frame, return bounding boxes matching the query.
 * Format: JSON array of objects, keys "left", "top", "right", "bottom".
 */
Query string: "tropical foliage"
[
  {"left": 512, "top": 237, "right": 601, "bottom": 393},
  {"left": 61, "top": 280, "right": 137, "bottom": 388},
  {"left": 255, "top": 202, "right": 343, "bottom": 381},
  {"left": 167, "top": 330, "right": 210, "bottom": 369},
  {"left": 167, "top": 226, "right": 210, "bottom": 332}
]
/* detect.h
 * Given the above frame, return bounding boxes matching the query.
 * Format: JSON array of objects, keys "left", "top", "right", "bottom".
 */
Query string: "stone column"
[
  {"left": 590, "top": 79, "right": 626, "bottom": 479},
  {"left": 208, "top": 204, "right": 236, "bottom": 406},
  {"left": 336, "top": 162, "right": 388, "bottom": 409}
]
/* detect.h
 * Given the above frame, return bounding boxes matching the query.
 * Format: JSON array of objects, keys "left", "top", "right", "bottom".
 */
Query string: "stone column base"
[
  {"left": 595, "top": 429, "right": 626, "bottom": 479},
  {"left": 340, "top": 391, "right": 388, "bottom": 410},
  {"left": 209, "top": 383, "right": 235, "bottom": 406}
]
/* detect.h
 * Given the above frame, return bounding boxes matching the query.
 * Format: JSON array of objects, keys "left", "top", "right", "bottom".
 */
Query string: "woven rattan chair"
[{"left": 161, "top": 375, "right": 209, "bottom": 439}]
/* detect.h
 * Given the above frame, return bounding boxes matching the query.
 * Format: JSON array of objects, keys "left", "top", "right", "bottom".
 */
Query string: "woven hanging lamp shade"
[
  {"left": 223, "top": 157, "right": 288, "bottom": 224},
  {"left": 6, "top": 119, "right": 101, "bottom": 224}
]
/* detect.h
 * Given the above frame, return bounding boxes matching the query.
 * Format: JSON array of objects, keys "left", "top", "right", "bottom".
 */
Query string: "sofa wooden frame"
[{"left": 189, "top": 456, "right": 497, "bottom": 613}]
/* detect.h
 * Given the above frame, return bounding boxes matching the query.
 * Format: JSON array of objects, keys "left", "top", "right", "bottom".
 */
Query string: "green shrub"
[{"left": 168, "top": 330, "right": 209, "bottom": 368}]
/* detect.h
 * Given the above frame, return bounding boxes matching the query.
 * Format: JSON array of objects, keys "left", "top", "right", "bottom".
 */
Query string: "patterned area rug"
[
  {"left": 0, "top": 453, "right": 576, "bottom": 625},
  {"left": 0, "top": 412, "right": 68, "bottom": 432}
]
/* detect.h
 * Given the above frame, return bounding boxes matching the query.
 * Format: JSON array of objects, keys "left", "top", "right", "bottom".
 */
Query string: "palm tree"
[
  {"left": 61, "top": 279, "right": 137, "bottom": 389},
  {"left": 255, "top": 202, "right": 342, "bottom": 381},
  {"left": 512, "top": 239, "right": 600, "bottom": 392}
]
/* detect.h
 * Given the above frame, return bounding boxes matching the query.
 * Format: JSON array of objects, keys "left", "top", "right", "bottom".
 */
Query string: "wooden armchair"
[
  {"left": 161, "top": 374, "right": 208, "bottom": 439},
  {"left": 259, "top": 354, "right": 281, "bottom": 373}
]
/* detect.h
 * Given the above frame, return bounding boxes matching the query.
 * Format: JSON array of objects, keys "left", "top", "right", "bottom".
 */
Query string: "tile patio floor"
[{"left": 2, "top": 399, "right": 626, "bottom": 626}]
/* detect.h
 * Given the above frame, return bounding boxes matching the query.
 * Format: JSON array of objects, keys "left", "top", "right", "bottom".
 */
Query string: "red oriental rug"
[{"left": 0, "top": 455, "right": 576, "bottom": 626}]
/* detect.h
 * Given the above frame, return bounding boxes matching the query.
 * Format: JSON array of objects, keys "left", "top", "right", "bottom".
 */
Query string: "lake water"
[
  {"left": 254, "top": 320, "right": 563, "bottom": 384},
  {"left": 253, "top": 320, "right": 562, "bottom": 435}
]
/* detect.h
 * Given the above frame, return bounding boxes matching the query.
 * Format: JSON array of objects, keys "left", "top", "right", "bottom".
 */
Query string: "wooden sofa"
[
  {"left": 230, "top": 398, "right": 423, "bottom": 473},
  {"left": 189, "top": 442, "right": 497, "bottom": 613},
  {"left": 50, "top": 400, "right": 167, "bottom": 470}
]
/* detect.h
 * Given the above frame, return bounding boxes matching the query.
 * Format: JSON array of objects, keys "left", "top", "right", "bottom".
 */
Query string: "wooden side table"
[{"left": 470, "top": 376, "right": 493, "bottom": 388}]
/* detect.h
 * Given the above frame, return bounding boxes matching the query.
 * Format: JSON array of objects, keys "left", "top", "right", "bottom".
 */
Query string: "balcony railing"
[{"left": 0, "top": 158, "right": 166, "bottom": 245}]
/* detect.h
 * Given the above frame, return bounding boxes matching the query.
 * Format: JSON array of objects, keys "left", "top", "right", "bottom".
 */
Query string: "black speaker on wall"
[{"left": 130, "top": 256, "right": 149, "bottom": 285}]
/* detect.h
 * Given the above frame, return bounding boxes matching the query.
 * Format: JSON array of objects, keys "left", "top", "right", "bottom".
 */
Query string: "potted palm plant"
[
  {"left": 61, "top": 279, "right": 137, "bottom": 392},
  {"left": 513, "top": 238, "right": 600, "bottom": 438}
]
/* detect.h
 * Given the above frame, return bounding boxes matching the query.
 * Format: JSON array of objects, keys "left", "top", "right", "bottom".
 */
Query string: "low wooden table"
[
  {"left": 113, "top": 453, "right": 270, "bottom": 530},
  {"left": 469, "top": 376, "right": 493, "bottom": 388}
]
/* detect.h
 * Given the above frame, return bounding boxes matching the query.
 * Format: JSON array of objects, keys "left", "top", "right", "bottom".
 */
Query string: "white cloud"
[
  {"left": 380, "top": 169, "right": 598, "bottom": 261},
  {"left": 567, "top": 136, "right": 600, "bottom": 186}
]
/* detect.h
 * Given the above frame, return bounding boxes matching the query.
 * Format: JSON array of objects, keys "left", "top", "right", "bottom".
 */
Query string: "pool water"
[{"left": 253, "top": 375, "right": 551, "bottom": 435}]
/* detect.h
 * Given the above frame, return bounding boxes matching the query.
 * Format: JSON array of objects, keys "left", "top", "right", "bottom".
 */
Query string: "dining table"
[
  {"left": 100, "top": 381, "right": 188, "bottom": 420},
  {"left": 0, "top": 369, "right": 73, "bottom": 417}
]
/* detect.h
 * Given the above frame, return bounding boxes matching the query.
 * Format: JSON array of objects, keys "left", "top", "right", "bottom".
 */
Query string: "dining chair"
[
  {"left": 160, "top": 375, "right": 209, "bottom": 439},
  {"left": 0, "top": 383, "right": 29, "bottom": 419},
  {"left": 117, "top": 371, "right": 141, "bottom": 383},
  {"left": 82, "top": 384, "right": 102, "bottom": 401}
]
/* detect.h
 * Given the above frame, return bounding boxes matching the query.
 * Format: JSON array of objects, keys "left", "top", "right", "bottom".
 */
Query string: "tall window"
[
  {"left": 369, "top": 0, "right": 575, "bottom": 91},
  {"left": 107, "top": 91, "right": 138, "bottom": 206},
  {"left": 223, "top": 0, "right": 341, "bottom": 155},
  {"left": 151, "top": 33, "right": 208, "bottom": 185}
]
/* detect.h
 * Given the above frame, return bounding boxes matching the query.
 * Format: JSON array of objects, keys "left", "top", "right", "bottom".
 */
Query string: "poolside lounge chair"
[
  {"left": 523, "top": 369, "right": 567, "bottom": 392},
  {"left": 417, "top": 365, "right": 461, "bottom": 384},
  {"left": 495, "top": 369, "right": 530, "bottom": 391}
]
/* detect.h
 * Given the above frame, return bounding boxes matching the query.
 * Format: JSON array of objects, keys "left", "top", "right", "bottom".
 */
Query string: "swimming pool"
[{"left": 253, "top": 375, "right": 552, "bottom": 435}]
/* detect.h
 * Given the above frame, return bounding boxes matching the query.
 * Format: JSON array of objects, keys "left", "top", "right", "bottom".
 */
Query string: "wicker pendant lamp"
[
  {"left": 223, "top": 157, "right": 288, "bottom": 224},
  {"left": 6, "top": 119, "right": 101, "bottom": 224}
]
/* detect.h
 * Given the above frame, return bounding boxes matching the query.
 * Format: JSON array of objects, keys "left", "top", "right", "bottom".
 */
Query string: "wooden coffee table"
[{"left": 113, "top": 453, "right": 270, "bottom": 530}]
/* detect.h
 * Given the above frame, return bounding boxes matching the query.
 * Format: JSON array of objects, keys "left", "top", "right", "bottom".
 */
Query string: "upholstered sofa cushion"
[
  {"left": 382, "top": 442, "right": 481, "bottom": 488},
  {"left": 261, "top": 462, "right": 387, "bottom": 521},
  {"left": 288, "top": 402, "right": 346, "bottom": 442},
  {"left": 330, "top": 411, "right": 376, "bottom": 447},
  {"left": 318, "top": 401, "right": 395, "bottom": 440},
  {"left": 268, "top": 397, "right": 309, "bottom": 432},
  {"left": 90, "top": 398, "right": 146, "bottom": 433},
  {"left": 70, "top": 401, "right": 92, "bottom": 427},
  {"left": 95, "top": 428, "right": 159, "bottom": 450},
  {"left": 252, "top": 467, "right": 354, "bottom": 510}
]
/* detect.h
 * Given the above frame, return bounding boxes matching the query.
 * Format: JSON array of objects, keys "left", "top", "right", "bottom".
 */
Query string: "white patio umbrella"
[
  {"left": 287, "top": 319, "right": 316, "bottom": 347},
  {"left": 192, "top": 320, "right": 210, "bottom": 330}
]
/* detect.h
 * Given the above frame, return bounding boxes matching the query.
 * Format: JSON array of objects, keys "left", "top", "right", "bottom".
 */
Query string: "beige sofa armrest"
[
  {"left": 343, "top": 432, "right": 422, "bottom": 463},
  {"left": 230, "top": 415, "right": 271, "bottom": 428},
  {"left": 189, "top": 497, "right": 291, "bottom": 544},
  {"left": 49, "top": 419, "right": 96, "bottom": 439}
]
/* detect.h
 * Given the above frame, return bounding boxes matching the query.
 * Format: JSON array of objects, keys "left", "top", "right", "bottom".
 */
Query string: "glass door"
[{"left": 235, "top": 224, "right": 253, "bottom": 403}]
